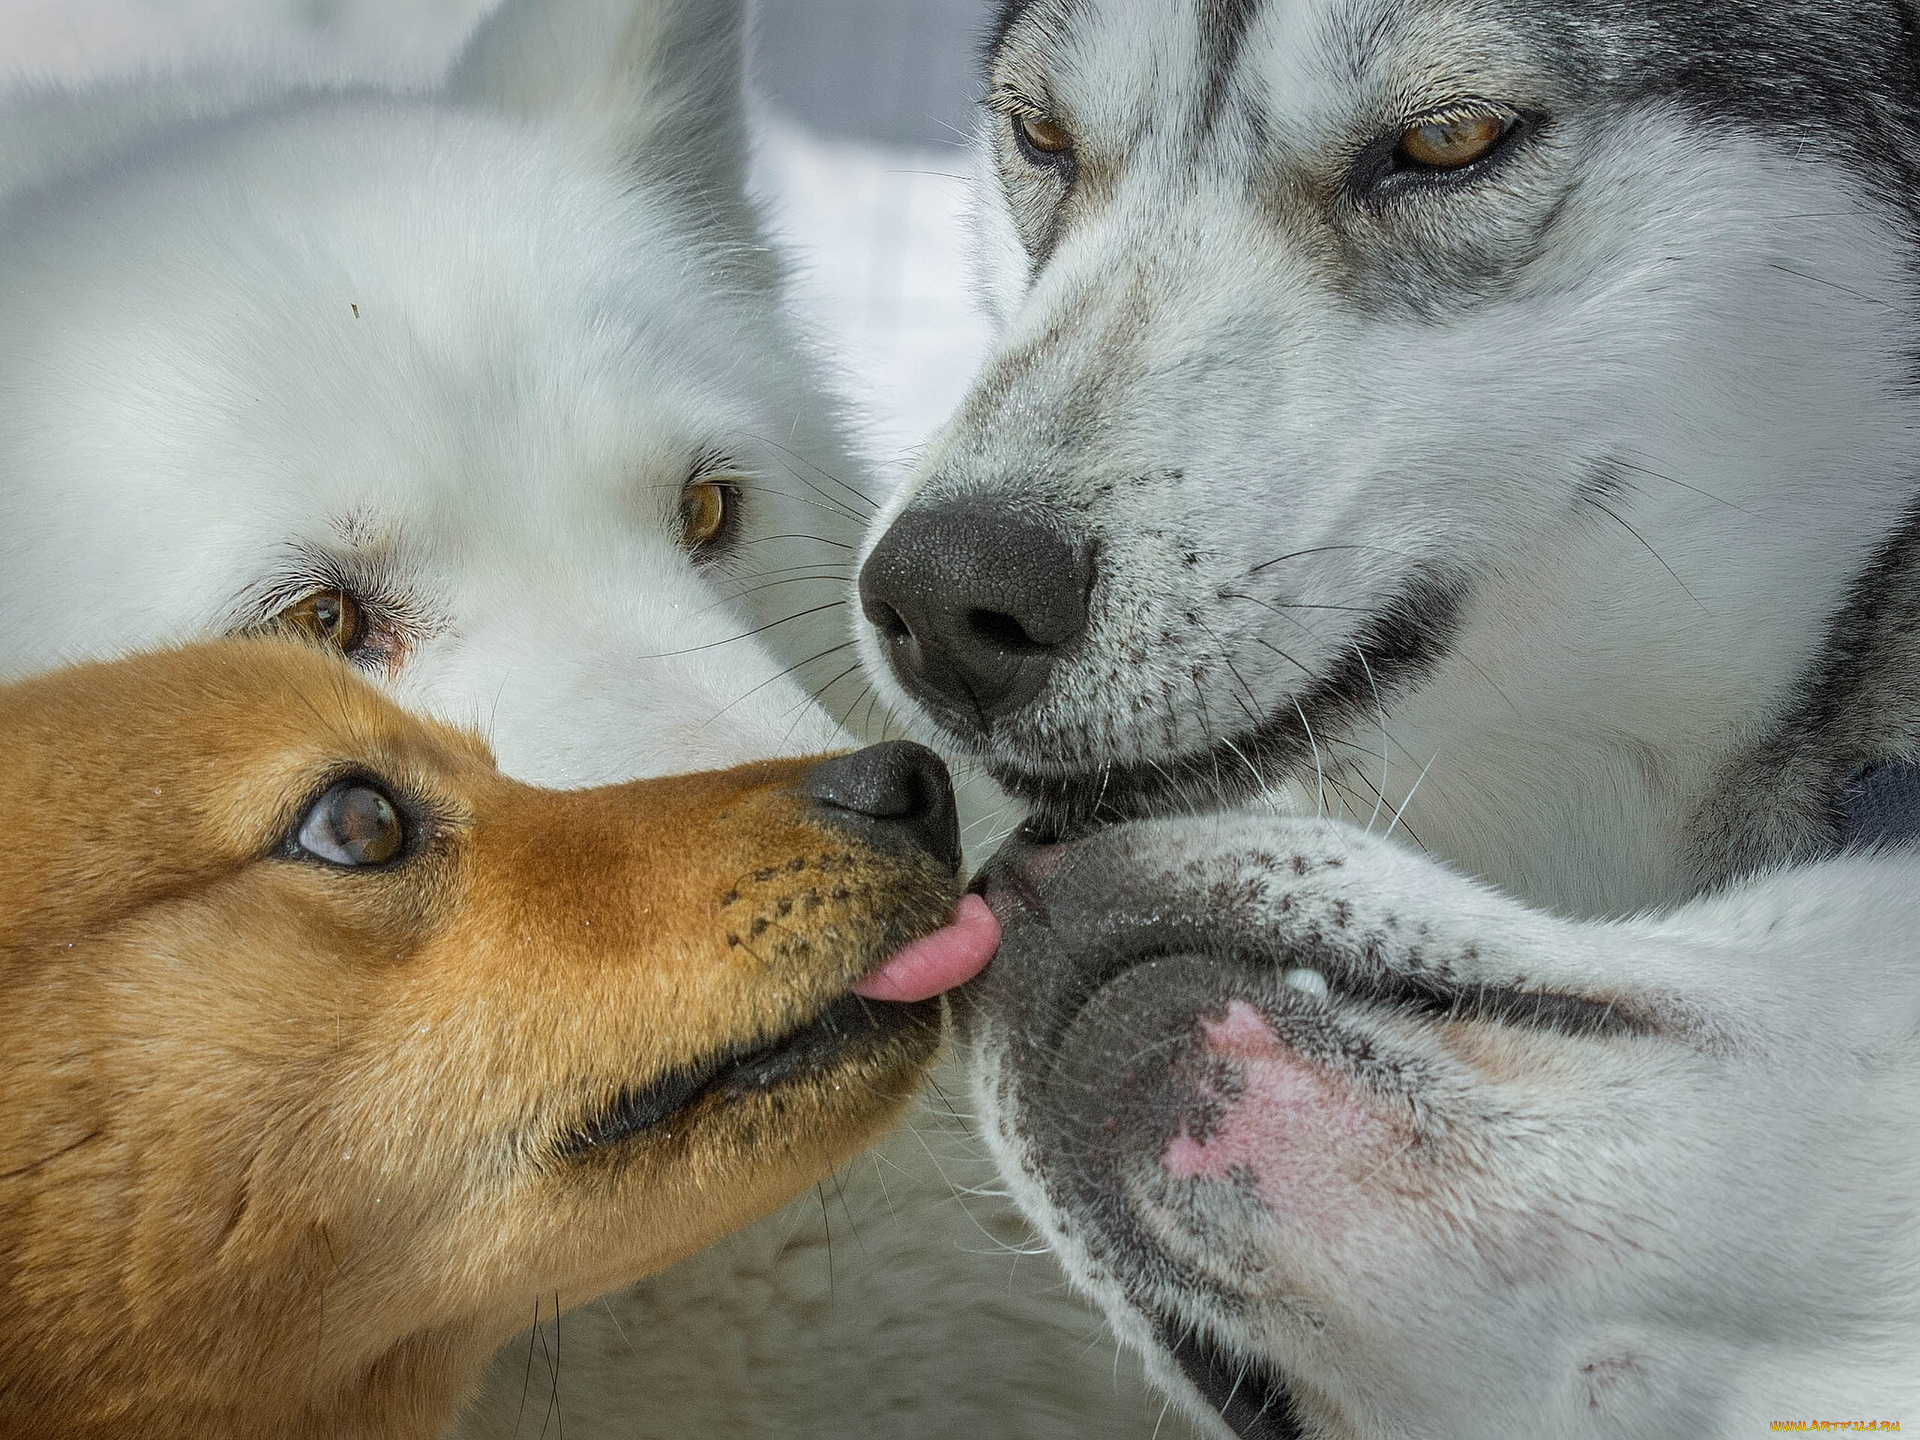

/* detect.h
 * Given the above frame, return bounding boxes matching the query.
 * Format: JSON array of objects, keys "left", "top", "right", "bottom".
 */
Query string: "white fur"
[
  {"left": 0, "top": 4, "right": 1163, "bottom": 1434},
  {"left": 970, "top": 817, "right": 1920, "bottom": 1436}
]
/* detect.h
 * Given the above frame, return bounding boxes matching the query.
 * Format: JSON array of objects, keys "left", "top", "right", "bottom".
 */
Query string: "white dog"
[
  {"left": 967, "top": 815, "right": 1920, "bottom": 1438},
  {"left": 851, "top": 0, "right": 1920, "bottom": 1429},
  {"left": 0, "top": 2, "right": 1161, "bottom": 1434}
]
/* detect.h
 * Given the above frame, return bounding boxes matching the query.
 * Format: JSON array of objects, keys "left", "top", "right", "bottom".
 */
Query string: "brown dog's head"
[{"left": 0, "top": 639, "right": 982, "bottom": 1440}]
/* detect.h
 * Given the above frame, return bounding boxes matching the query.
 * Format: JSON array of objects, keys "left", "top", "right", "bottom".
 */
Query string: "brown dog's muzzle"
[{"left": 533, "top": 740, "right": 968, "bottom": 1167}]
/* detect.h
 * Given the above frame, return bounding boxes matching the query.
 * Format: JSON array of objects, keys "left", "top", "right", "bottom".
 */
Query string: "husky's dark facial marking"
[
  {"left": 860, "top": 0, "right": 1920, "bottom": 917},
  {"left": 963, "top": 815, "right": 1920, "bottom": 1438}
]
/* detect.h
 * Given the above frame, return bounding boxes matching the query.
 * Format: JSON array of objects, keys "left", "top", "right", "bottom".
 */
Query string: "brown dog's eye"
[
  {"left": 296, "top": 780, "right": 406, "bottom": 867},
  {"left": 1015, "top": 113, "right": 1073, "bottom": 159},
  {"left": 273, "top": 588, "right": 367, "bottom": 655},
  {"left": 1396, "top": 111, "right": 1509, "bottom": 170},
  {"left": 679, "top": 477, "right": 736, "bottom": 553}
]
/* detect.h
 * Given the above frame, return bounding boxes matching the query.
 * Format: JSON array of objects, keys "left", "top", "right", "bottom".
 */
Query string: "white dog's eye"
[
  {"left": 679, "top": 476, "right": 739, "bottom": 554},
  {"left": 273, "top": 587, "right": 368, "bottom": 656},
  {"left": 1014, "top": 112, "right": 1073, "bottom": 163},
  {"left": 1395, "top": 109, "right": 1511, "bottom": 171},
  {"left": 295, "top": 780, "right": 406, "bottom": 867}
]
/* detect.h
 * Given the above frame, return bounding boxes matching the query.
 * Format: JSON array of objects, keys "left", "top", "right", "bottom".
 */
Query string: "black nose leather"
[
  {"left": 859, "top": 499, "right": 1093, "bottom": 729},
  {"left": 802, "top": 742, "right": 961, "bottom": 874}
]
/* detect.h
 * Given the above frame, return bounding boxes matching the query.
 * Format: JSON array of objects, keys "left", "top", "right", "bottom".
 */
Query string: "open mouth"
[
  {"left": 558, "top": 992, "right": 933, "bottom": 1160},
  {"left": 992, "top": 900, "right": 1657, "bottom": 1073},
  {"left": 1157, "top": 1320, "right": 1302, "bottom": 1440}
]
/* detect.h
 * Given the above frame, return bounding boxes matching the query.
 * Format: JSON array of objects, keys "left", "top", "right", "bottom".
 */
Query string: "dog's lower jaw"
[
  {"left": 283, "top": 1329, "right": 489, "bottom": 1440},
  {"left": 964, "top": 1045, "right": 1284, "bottom": 1440},
  {"left": 16, "top": 1323, "right": 487, "bottom": 1440}
]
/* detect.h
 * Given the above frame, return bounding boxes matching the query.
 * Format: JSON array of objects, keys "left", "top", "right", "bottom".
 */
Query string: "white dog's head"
[
  {"left": 855, "top": 0, "right": 1920, "bottom": 915},
  {"left": 0, "top": 0, "right": 862, "bottom": 784},
  {"left": 965, "top": 816, "right": 1920, "bottom": 1437}
]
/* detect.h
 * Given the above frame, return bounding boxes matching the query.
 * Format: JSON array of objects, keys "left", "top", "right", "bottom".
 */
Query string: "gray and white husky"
[
  {"left": 968, "top": 815, "right": 1920, "bottom": 1438},
  {"left": 855, "top": 0, "right": 1920, "bottom": 1432},
  {"left": 862, "top": 0, "right": 1920, "bottom": 919}
]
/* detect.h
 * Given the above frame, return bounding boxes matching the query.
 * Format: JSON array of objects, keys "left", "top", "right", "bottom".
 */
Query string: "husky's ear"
[{"left": 445, "top": 0, "right": 749, "bottom": 200}]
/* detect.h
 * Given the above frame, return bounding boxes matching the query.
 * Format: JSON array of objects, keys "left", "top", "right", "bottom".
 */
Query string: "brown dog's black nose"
[
  {"left": 803, "top": 742, "right": 961, "bottom": 874},
  {"left": 859, "top": 499, "right": 1093, "bottom": 731}
]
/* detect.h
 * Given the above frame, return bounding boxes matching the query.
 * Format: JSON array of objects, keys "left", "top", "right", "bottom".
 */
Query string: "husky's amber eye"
[
  {"left": 1016, "top": 113, "right": 1073, "bottom": 159},
  {"left": 295, "top": 780, "right": 406, "bottom": 868},
  {"left": 1397, "top": 111, "right": 1509, "bottom": 170},
  {"left": 679, "top": 477, "right": 736, "bottom": 552},
  {"left": 274, "top": 588, "right": 367, "bottom": 655}
]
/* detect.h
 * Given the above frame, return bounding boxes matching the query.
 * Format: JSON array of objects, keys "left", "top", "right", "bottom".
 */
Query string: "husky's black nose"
[
  {"left": 859, "top": 499, "right": 1093, "bottom": 731},
  {"left": 803, "top": 742, "right": 961, "bottom": 874}
]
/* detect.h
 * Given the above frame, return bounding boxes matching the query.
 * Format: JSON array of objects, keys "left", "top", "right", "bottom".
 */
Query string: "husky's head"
[
  {"left": 0, "top": 0, "right": 863, "bottom": 785},
  {"left": 965, "top": 816, "right": 1920, "bottom": 1437},
  {"left": 859, "top": 0, "right": 1920, "bottom": 914}
]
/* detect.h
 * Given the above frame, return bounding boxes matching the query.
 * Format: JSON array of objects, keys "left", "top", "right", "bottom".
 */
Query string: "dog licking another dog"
[
  {"left": 10, "top": 0, "right": 1920, "bottom": 1432},
  {"left": 0, "top": 640, "right": 994, "bottom": 1439}
]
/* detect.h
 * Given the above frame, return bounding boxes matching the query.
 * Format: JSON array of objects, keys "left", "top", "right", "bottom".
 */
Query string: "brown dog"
[{"left": 0, "top": 639, "right": 996, "bottom": 1440}]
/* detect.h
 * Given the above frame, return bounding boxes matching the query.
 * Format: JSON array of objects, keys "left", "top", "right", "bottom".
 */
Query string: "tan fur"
[{"left": 0, "top": 639, "right": 958, "bottom": 1440}]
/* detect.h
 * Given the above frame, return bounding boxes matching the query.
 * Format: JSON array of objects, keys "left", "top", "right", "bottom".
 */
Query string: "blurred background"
[{"left": 0, "top": 0, "right": 996, "bottom": 482}]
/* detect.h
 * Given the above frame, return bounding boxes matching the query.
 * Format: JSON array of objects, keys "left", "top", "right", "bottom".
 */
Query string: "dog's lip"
[
  {"left": 560, "top": 891, "right": 992, "bottom": 1158},
  {"left": 1069, "top": 942, "right": 1649, "bottom": 1050},
  {"left": 970, "top": 826, "right": 1094, "bottom": 926},
  {"left": 558, "top": 990, "right": 933, "bottom": 1160},
  {"left": 977, "top": 840, "right": 1649, "bottom": 1047},
  {"left": 1157, "top": 1319, "right": 1303, "bottom": 1440}
]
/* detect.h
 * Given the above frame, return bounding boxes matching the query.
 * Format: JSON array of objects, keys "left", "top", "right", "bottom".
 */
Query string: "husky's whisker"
[
  {"left": 1249, "top": 635, "right": 1315, "bottom": 678},
  {"left": 1383, "top": 750, "right": 1439, "bottom": 844},
  {"left": 1221, "top": 590, "right": 1375, "bottom": 616},
  {"left": 1579, "top": 493, "right": 1709, "bottom": 612},
  {"left": 1247, "top": 542, "right": 1410, "bottom": 575},
  {"left": 1292, "top": 697, "right": 1327, "bottom": 818},
  {"left": 1766, "top": 259, "right": 1897, "bottom": 309},
  {"left": 1603, "top": 455, "right": 1765, "bottom": 518},
  {"left": 1359, "top": 648, "right": 1389, "bottom": 833}
]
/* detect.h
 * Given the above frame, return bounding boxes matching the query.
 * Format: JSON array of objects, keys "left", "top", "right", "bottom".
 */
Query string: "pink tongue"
[{"left": 853, "top": 894, "right": 1001, "bottom": 1003}]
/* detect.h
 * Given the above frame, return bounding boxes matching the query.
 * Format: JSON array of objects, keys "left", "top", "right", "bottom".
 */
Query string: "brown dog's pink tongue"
[{"left": 853, "top": 894, "right": 1001, "bottom": 1002}]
